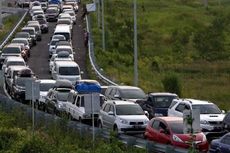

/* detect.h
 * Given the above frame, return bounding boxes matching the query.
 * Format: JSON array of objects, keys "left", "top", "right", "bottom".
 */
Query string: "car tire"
[{"left": 113, "top": 125, "right": 119, "bottom": 135}]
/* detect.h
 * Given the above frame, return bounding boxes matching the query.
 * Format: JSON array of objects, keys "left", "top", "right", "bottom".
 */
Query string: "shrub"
[{"left": 162, "top": 73, "right": 182, "bottom": 97}]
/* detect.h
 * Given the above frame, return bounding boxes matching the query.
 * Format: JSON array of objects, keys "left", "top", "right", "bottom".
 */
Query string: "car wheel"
[{"left": 113, "top": 125, "right": 119, "bottom": 135}]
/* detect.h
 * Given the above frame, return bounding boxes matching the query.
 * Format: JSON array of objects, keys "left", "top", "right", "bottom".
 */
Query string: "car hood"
[
  {"left": 118, "top": 115, "right": 149, "bottom": 121},
  {"left": 200, "top": 114, "right": 225, "bottom": 122},
  {"left": 174, "top": 133, "right": 204, "bottom": 143}
]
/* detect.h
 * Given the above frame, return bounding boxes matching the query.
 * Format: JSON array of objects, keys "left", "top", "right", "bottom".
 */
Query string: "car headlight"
[
  {"left": 143, "top": 120, "right": 149, "bottom": 124},
  {"left": 200, "top": 120, "right": 209, "bottom": 125},
  {"left": 173, "top": 135, "right": 184, "bottom": 143},
  {"left": 119, "top": 118, "right": 128, "bottom": 124}
]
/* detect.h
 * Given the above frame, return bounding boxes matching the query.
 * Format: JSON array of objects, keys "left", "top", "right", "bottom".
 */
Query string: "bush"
[{"left": 162, "top": 73, "right": 182, "bottom": 97}]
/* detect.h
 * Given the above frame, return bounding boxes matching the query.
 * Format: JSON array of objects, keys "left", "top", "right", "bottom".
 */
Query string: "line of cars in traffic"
[{"left": 1, "top": 1, "right": 230, "bottom": 152}]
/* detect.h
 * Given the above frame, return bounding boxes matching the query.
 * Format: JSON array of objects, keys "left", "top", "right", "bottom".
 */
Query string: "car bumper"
[{"left": 118, "top": 124, "right": 147, "bottom": 134}]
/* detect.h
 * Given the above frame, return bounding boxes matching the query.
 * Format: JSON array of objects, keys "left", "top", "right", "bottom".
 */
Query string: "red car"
[{"left": 144, "top": 117, "right": 209, "bottom": 152}]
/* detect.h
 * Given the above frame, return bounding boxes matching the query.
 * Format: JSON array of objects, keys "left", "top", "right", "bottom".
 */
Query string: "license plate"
[{"left": 133, "top": 125, "right": 140, "bottom": 129}]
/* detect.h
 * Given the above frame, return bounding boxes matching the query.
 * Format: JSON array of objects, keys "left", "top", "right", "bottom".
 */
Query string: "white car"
[
  {"left": 54, "top": 45, "right": 74, "bottom": 60},
  {"left": 2, "top": 56, "right": 26, "bottom": 74},
  {"left": 57, "top": 18, "right": 72, "bottom": 31},
  {"left": 98, "top": 100, "right": 149, "bottom": 134},
  {"left": 63, "top": 9, "right": 76, "bottom": 24},
  {"left": 37, "top": 79, "right": 56, "bottom": 111},
  {"left": 168, "top": 98, "right": 225, "bottom": 132},
  {"left": 51, "top": 61, "right": 81, "bottom": 84},
  {"left": 49, "top": 51, "right": 73, "bottom": 72},
  {"left": 48, "top": 39, "right": 59, "bottom": 57},
  {"left": 11, "top": 38, "right": 30, "bottom": 51}
]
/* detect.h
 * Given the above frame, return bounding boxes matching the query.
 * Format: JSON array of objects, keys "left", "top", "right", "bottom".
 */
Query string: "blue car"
[{"left": 209, "top": 133, "right": 230, "bottom": 153}]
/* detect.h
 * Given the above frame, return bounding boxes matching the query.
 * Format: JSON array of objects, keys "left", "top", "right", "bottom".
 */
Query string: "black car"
[
  {"left": 223, "top": 111, "right": 230, "bottom": 132},
  {"left": 136, "top": 92, "right": 178, "bottom": 119}
]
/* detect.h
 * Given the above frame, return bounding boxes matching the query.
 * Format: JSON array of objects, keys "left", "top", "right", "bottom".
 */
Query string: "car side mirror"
[
  {"left": 80, "top": 71, "right": 84, "bottom": 75},
  {"left": 144, "top": 111, "right": 149, "bottom": 118},
  {"left": 108, "top": 111, "right": 114, "bottom": 116},
  {"left": 222, "top": 110, "right": 225, "bottom": 114},
  {"left": 47, "top": 43, "right": 50, "bottom": 46}
]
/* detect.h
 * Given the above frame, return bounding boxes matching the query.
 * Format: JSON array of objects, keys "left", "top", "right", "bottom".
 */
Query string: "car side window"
[
  {"left": 103, "top": 104, "right": 110, "bottom": 112},
  {"left": 76, "top": 97, "right": 80, "bottom": 106},
  {"left": 169, "top": 101, "right": 177, "bottom": 109},
  {"left": 151, "top": 120, "right": 160, "bottom": 130},
  {"left": 175, "top": 104, "right": 185, "bottom": 112},
  {"left": 109, "top": 105, "right": 114, "bottom": 113},
  {"left": 221, "top": 135, "right": 230, "bottom": 145},
  {"left": 81, "top": 97, "right": 84, "bottom": 107},
  {"left": 159, "top": 122, "right": 167, "bottom": 131},
  {"left": 110, "top": 89, "right": 116, "bottom": 97}
]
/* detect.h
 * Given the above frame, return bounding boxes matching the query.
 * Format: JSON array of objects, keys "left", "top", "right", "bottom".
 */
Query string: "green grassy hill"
[{"left": 90, "top": 0, "right": 230, "bottom": 110}]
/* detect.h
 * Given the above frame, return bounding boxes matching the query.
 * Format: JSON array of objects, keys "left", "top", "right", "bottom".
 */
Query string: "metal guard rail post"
[{"left": 86, "top": 14, "right": 118, "bottom": 86}]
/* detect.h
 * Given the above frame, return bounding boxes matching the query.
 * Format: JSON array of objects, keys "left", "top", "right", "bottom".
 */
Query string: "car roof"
[
  {"left": 5, "top": 44, "right": 21, "bottom": 48},
  {"left": 39, "top": 79, "right": 56, "bottom": 84},
  {"left": 55, "top": 61, "right": 78, "bottom": 67},
  {"left": 107, "top": 100, "right": 137, "bottom": 105},
  {"left": 56, "top": 45, "right": 72, "bottom": 49},
  {"left": 108, "top": 85, "right": 142, "bottom": 90},
  {"left": 6, "top": 56, "right": 25, "bottom": 62},
  {"left": 12, "top": 38, "right": 28, "bottom": 41},
  {"left": 175, "top": 98, "right": 213, "bottom": 105},
  {"left": 155, "top": 117, "right": 183, "bottom": 122},
  {"left": 22, "top": 27, "right": 35, "bottom": 30},
  {"left": 149, "top": 92, "right": 178, "bottom": 96}
]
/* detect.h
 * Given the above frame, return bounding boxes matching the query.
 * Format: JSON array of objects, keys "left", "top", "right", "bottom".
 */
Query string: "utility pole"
[
  {"left": 101, "top": 0, "right": 105, "bottom": 51},
  {"left": 0, "top": 0, "right": 3, "bottom": 29},
  {"left": 133, "top": 0, "right": 138, "bottom": 86},
  {"left": 97, "top": 0, "right": 101, "bottom": 28}
]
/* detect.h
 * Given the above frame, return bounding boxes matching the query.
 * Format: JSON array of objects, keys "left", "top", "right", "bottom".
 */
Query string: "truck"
[{"left": 65, "top": 80, "right": 102, "bottom": 122}]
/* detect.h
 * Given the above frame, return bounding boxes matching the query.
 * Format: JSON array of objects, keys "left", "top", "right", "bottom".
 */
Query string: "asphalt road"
[{"left": 28, "top": 6, "right": 89, "bottom": 80}]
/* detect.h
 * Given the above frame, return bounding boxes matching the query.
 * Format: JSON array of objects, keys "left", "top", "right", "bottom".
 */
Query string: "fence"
[{"left": 0, "top": 93, "right": 188, "bottom": 153}]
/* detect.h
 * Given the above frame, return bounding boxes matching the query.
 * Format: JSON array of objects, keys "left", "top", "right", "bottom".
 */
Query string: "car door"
[
  {"left": 220, "top": 135, "right": 230, "bottom": 153},
  {"left": 107, "top": 105, "right": 116, "bottom": 129},
  {"left": 147, "top": 119, "right": 160, "bottom": 141},
  {"left": 173, "top": 103, "right": 186, "bottom": 117},
  {"left": 73, "top": 96, "right": 80, "bottom": 120},
  {"left": 157, "top": 121, "right": 171, "bottom": 144},
  {"left": 101, "top": 104, "right": 111, "bottom": 128}
]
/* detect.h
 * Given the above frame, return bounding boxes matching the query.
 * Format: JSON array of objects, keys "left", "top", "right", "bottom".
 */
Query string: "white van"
[
  {"left": 51, "top": 61, "right": 81, "bottom": 84},
  {"left": 53, "top": 24, "right": 72, "bottom": 42}
]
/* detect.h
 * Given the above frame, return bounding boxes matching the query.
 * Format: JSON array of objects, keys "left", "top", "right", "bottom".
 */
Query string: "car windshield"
[
  {"left": 12, "top": 40, "right": 28, "bottom": 45},
  {"left": 46, "top": 9, "right": 57, "bottom": 14},
  {"left": 51, "top": 40, "right": 58, "bottom": 45},
  {"left": 120, "top": 89, "right": 146, "bottom": 99},
  {"left": 23, "top": 29, "right": 35, "bottom": 35},
  {"left": 7, "top": 61, "right": 25, "bottom": 67},
  {"left": 151, "top": 95, "right": 178, "bottom": 108},
  {"left": 192, "top": 104, "right": 221, "bottom": 114},
  {"left": 116, "top": 104, "right": 144, "bottom": 115},
  {"left": 2, "top": 47, "right": 20, "bottom": 54},
  {"left": 15, "top": 33, "right": 29, "bottom": 38},
  {"left": 56, "top": 48, "right": 72, "bottom": 54},
  {"left": 38, "top": 19, "right": 46, "bottom": 24},
  {"left": 59, "top": 66, "right": 79, "bottom": 75},
  {"left": 16, "top": 77, "right": 31, "bottom": 87},
  {"left": 58, "top": 20, "right": 71, "bottom": 25},
  {"left": 54, "top": 33, "right": 70, "bottom": 41},
  {"left": 168, "top": 121, "right": 184, "bottom": 134},
  {"left": 40, "top": 83, "right": 55, "bottom": 91},
  {"left": 57, "top": 91, "right": 69, "bottom": 101}
]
